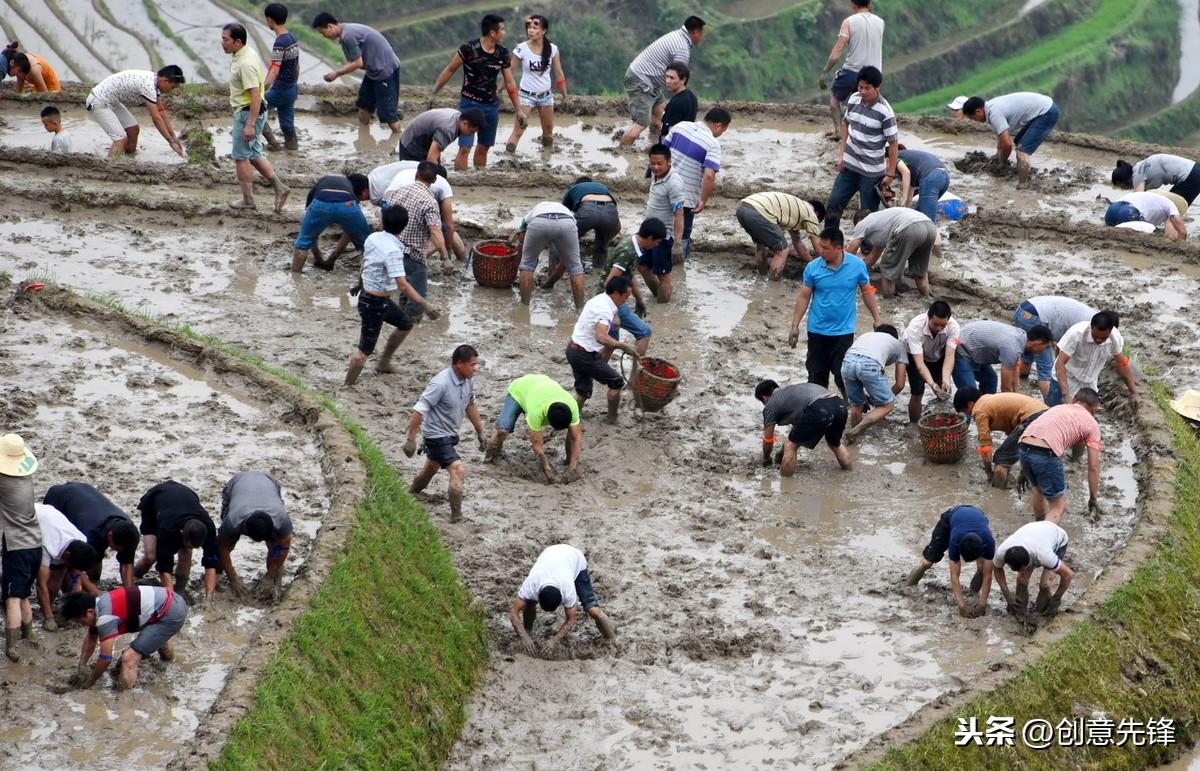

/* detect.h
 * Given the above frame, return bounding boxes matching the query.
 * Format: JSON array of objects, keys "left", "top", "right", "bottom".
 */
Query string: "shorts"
[
  {"left": 357, "top": 69, "right": 401, "bottom": 125},
  {"left": 831, "top": 68, "right": 860, "bottom": 103},
  {"left": 921, "top": 507, "right": 955, "bottom": 564},
  {"left": 139, "top": 509, "right": 159, "bottom": 536},
  {"left": 519, "top": 89, "right": 555, "bottom": 108},
  {"left": 787, "top": 395, "right": 848, "bottom": 449},
  {"left": 458, "top": 96, "right": 500, "bottom": 147},
  {"left": 521, "top": 215, "right": 583, "bottom": 277},
  {"left": 231, "top": 109, "right": 267, "bottom": 161},
  {"left": 1, "top": 546, "right": 40, "bottom": 599},
  {"left": 573, "top": 568, "right": 599, "bottom": 611},
  {"left": 992, "top": 410, "right": 1046, "bottom": 468},
  {"left": 624, "top": 70, "right": 665, "bottom": 126},
  {"left": 496, "top": 394, "right": 526, "bottom": 432},
  {"left": 736, "top": 203, "right": 788, "bottom": 253},
  {"left": 1013, "top": 104, "right": 1059, "bottom": 155},
  {"left": 130, "top": 593, "right": 188, "bottom": 656},
  {"left": 566, "top": 345, "right": 624, "bottom": 399},
  {"left": 294, "top": 199, "right": 372, "bottom": 251},
  {"left": 424, "top": 435, "right": 461, "bottom": 468},
  {"left": 357, "top": 293, "right": 412, "bottom": 354},
  {"left": 639, "top": 237, "right": 674, "bottom": 276},
  {"left": 614, "top": 302, "right": 651, "bottom": 340},
  {"left": 878, "top": 221, "right": 937, "bottom": 282},
  {"left": 1018, "top": 444, "right": 1066, "bottom": 501},
  {"left": 841, "top": 352, "right": 895, "bottom": 406},
  {"left": 1104, "top": 201, "right": 1143, "bottom": 227},
  {"left": 87, "top": 100, "right": 138, "bottom": 141},
  {"left": 907, "top": 355, "right": 944, "bottom": 396}
]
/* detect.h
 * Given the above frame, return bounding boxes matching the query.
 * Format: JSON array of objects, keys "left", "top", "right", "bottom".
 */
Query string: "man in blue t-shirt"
[
  {"left": 263, "top": 3, "right": 300, "bottom": 150},
  {"left": 906, "top": 505, "right": 997, "bottom": 618},
  {"left": 787, "top": 227, "right": 881, "bottom": 394}
]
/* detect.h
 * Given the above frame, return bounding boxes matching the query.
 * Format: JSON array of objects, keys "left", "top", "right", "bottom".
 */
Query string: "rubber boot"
[
  {"left": 21, "top": 621, "right": 33, "bottom": 640},
  {"left": 5, "top": 627, "right": 19, "bottom": 662},
  {"left": 263, "top": 122, "right": 284, "bottom": 151},
  {"left": 448, "top": 489, "right": 463, "bottom": 523},
  {"left": 905, "top": 563, "right": 927, "bottom": 586},
  {"left": 606, "top": 394, "right": 620, "bottom": 425},
  {"left": 283, "top": 130, "right": 299, "bottom": 151},
  {"left": 970, "top": 570, "right": 984, "bottom": 594}
]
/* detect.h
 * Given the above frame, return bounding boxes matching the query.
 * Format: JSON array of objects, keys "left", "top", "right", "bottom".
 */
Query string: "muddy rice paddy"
[{"left": 1, "top": 90, "right": 1194, "bottom": 768}]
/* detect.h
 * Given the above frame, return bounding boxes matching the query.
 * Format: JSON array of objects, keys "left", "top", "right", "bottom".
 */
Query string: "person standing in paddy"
[
  {"left": 263, "top": 3, "right": 301, "bottom": 151},
  {"left": 403, "top": 345, "right": 486, "bottom": 523},
  {"left": 824, "top": 66, "right": 897, "bottom": 229},
  {"left": 431, "top": 14, "right": 519, "bottom": 170},
  {"left": 847, "top": 207, "right": 937, "bottom": 297},
  {"left": 509, "top": 544, "right": 616, "bottom": 657},
  {"left": 504, "top": 14, "right": 567, "bottom": 153},
  {"left": 735, "top": 191, "right": 825, "bottom": 280},
  {"left": 1113, "top": 153, "right": 1200, "bottom": 211},
  {"left": 663, "top": 107, "right": 731, "bottom": 261},
  {"left": 787, "top": 227, "right": 881, "bottom": 395},
  {"left": 313, "top": 13, "right": 403, "bottom": 134},
  {"left": 291, "top": 173, "right": 372, "bottom": 272},
  {"left": 902, "top": 300, "right": 957, "bottom": 422},
  {"left": 992, "top": 519, "right": 1072, "bottom": 617},
  {"left": 659, "top": 62, "right": 698, "bottom": 143},
  {"left": 962, "top": 92, "right": 1060, "bottom": 183},
  {"left": 643, "top": 143, "right": 686, "bottom": 298},
  {"left": 818, "top": 0, "right": 885, "bottom": 137},
  {"left": 567, "top": 275, "right": 641, "bottom": 424},
  {"left": 221, "top": 23, "right": 290, "bottom": 212},
  {"left": 620, "top": 17, "right": 706, "bottom": 146},
  {"left": 514, "top": 201, "right": 585, "bottom": 309},
  {"left": 596, "top": 217, "right": 666, "bottom": 358},
  {"left": 952, "top": 389, "right": 1046, "bottom": 488},
  {"left": 1, "top": 434, "right": 42, "bottom": 661},
  {"left": 85, "top": 67, "right": 186, "bottom": 157},
  {"left": 396, "top": 108, "right": 485, "bottom": 163},
  {"left": 35, "top": 502, "right": 99, "bottom": 630},
  {"left": 560, "top": 176, "right": 621, "bottom": 271}
]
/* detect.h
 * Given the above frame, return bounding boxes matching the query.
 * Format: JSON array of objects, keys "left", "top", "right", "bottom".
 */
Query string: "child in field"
[{"left": 41, "top": 106, "right": 72, "bottom": 153}]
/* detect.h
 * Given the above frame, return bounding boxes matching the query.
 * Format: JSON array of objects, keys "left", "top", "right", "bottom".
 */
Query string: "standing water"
[{"left": 1174, "top": 0, "right": 1200, "bottom": 102}]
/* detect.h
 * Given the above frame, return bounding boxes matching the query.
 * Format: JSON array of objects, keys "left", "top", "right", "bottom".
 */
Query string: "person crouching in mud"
[
  {"left": 906, "top": 505, "right": 996, "bottom": 618},
  {"left": 63, "top": 586, "right": 188, "bottom": 689},
  {"left": 509, "top": 544, "right": 615, "bottom": 657},
  {"left": 755, "top": 379, "right": 852, "bottom": 472},
  {"left": 485, "top": 374, "right": 582, "bottom": 484}
]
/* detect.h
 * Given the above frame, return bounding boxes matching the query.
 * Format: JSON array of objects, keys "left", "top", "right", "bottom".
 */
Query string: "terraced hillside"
[{"left": 4, "top": 0, "right": 1197, "bottom": 146}]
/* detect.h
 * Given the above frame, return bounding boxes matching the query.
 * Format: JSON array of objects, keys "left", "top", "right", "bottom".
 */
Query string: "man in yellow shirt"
[{"left": 221, "top": 24, "right": 289, "bottom": 212}]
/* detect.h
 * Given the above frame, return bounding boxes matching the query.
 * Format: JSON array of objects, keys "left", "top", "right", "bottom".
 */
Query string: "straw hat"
[
  {"left": 0, "top": 434, "right": 37, "bottom": 477},
  {"left": 1149, "top": 190, "right": 1188, "bottom": 218}
]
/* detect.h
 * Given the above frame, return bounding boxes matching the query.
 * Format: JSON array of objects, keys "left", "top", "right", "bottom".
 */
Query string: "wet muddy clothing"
[
  {"left": 1057, "top": 321, "right": 1124, "bottom": 396},
  {"left": 922, "top": 505, "right": 995, "bottom": 564},
  {"left": 397, "top": 109, "right": 461, "bottom": 161},
  {"left": 789, "top": 396, "right": 848, "bottom": 449},
  {"left": 1132, "top": 153, "right": 1197, "bottom": 194},
  {"left": 993, "top": 521, "right": 1068, "bottom": 572},
  {"left": 136, "top": 481, "right": 219, "bottom": 576},
  {"left": 1019, "top": 296, "right": 1095, "bottom": 341},
  {"left": 506, "top": 374, "right": 580, "bottom": 431},
  {"left": 94, "top": 586, "right": 188, "bottom": 655},
  {"left": 415, "top": 366, "right": 475, "bottom": 441},
  {"left": 950, "top": 321, "right": 1027, "bottom": 368},
  {"left": 219, "top": 471, "right": 293, "bottom": 546},
  {"left": 36, "top": 503, "right": 87, "bottom": 567},
  {"left": 357, "top": 294, "right": 412, "bottom": 354},
  {"left": 43, "top": 483, "right": 135, "bottom": 566},
  {"left": 457, "top": 38, "right": 510, "bottom": 104},
  {"left": 971, "top": 393, "right": 1046, "bottom": 450},
  {"left": 1022, "top": 403, "right": 1102, "bottom": 457},
  {"left": 517, "top": 544, "right": 589, "bottom": 610},
  {"left": 0, "top": 472, "right": 40, "bottom": 550}
]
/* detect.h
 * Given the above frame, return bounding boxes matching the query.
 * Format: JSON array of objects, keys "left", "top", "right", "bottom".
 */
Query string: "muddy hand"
[
  {"left": 818, "top": 73, "right": 828, "bottom": 91},
  {"left": 403, "top": 438, "right": 417, "bottom": 458},
  {"left": 564, "top": 467, "right": 581, "bottom": 484},
  {"left": 1088, "top": 496, "right": 1106, "bottom": 518},
  {"left": 787, "top": 329, "right": 799, "bottom": 348},
  {"left": 932, "top": 384, "right": 951, "bottom": 401},
  {"left": 540, "top": 638, "right": 560, "bottom": 658},
  {"left": 229, "top": 579, "right": 248, "bottom": 601},
  {"left": 43, "top": 616, "right": 58, "bottom": 632},
  {"left": 423, "top": 305, "right": 441, "bottom": 321},
  {"left": 968, "top": 603, "right": 987, "bottom": 618},
  {"left": 520, "top": 636, "right": 538, "bottom": 657}
]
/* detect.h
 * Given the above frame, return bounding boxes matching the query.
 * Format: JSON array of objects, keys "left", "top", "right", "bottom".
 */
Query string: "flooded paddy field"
[{"left": 0, "top": 91, "right": 1192, "bottom": 768}]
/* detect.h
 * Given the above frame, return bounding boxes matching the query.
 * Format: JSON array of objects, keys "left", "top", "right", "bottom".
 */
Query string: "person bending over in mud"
[
  {"left": 839, "top": 324, "right": 907, "bottom": 444},
  {"left": 992, "top": 520, "right": 1071, "bottom": 619},
  {"left": 953, "top": 389, "right": 1046, "bottom": 488},
  {"left": 567, "top": 276, "right": 641, "bottom": 424},
  {"left": 485, "top": 374, "right": 582, "bottom": 484},
  {"left": 509, "top": 543, "right": 616, "bottom": 657},
  {"left": 593, "top": 218, "right": 664, "bottom": 359},
  {"left": 756, "top": 380, "right": 852, "bottom": 473},
  {"left": 961, "top": 92, "right": 1059, "bottom": 184},
  {"left": 906, "top": 505, "right": 995, "bottom": 618},
  {"left": 63, "top": 586, "right": 188, "bottom": 690},
  {"left": 133, "top": 481, "right": 219, "bottom": 606},
  {"left": 735, "top": 192, "right": 824, "bottom": 280},
  {"left": 43, "top": 482, "right": 139, "bottom": 590},
  {"left": 1016, "top": 389, "right": 1104, "bottom": 524},
  {"left": 403, "top": 345, "right": 486, "bottom": 523},
  {"left": 35, "top": 503, "right": 99, "bottom": 631},
  {"left": 292, "top": 173, "right": 372, "bottom": 272},
  {"left": 216, "top": 471, "right": 294, "bottom": 602}
]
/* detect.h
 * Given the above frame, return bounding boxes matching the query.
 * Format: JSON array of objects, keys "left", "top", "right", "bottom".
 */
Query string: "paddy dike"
[{"left": 0, "top": 92, "right": 1193, "bottom": 768}]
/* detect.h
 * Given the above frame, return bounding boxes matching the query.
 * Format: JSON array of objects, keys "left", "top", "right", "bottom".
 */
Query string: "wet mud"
[{"left": 0, "top": 93, "right": 1192, "bottom": 768}]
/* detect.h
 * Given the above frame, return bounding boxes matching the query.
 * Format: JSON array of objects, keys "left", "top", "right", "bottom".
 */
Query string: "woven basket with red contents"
[
  {"left": 471, "top": 239, "right": 520, "bottom": 288},
  {"left": 631, "top": 357, "right": 681, "bottom": 412},
  {"left": 917, "top": 412, "right": 968, "bottom": 464}
]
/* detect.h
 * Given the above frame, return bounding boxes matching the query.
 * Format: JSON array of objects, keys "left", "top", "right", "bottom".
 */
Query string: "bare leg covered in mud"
[
  {"left": 410, "top": 459, "right": 467, "bottom": 522},
  {"left": 6, "top": 596, "right": 33, "bottom": 661},
  {"left": 346, "top": 328, "right": 409, "bottom": 385},
  {"left": 231, "top": 159, "right": 289, "bottom": 212}
]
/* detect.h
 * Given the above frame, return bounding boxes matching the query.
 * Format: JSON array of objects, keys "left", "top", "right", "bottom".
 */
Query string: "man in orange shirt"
[
  {"left": 1017, "top": 388, "right": 1104, "bottom": 523},
  {"left": 953, "top": 387, "right": 1046, "bottom": 488}
]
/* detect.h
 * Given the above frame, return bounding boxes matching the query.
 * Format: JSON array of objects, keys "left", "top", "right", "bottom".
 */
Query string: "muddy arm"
[
  {"left": 762, "top": 424, "right": 777, "bottom": 464},
  {"left": 999, "top": 364, "right": 1018, "bottom": 393},
  {"left": 1087, "top": 446, "right": 1101, "bottom": 503},
  {"left": 948, "top": 560, "right": 966, "bottom": 613},
  {"left": 859, "top": 284, "right": 881, "bottom": 327},
  {"left": 550, "top": 605, "right": 578, "bottom": 643},
  {"left": 217, "top": 537, "right": 244, "bottom": 593},
  {"left": 146, "top": 102, "right": 183, "bottom": 155},
  {"left": 996, "top": 131, "right": 1014, "bottom": 163},
  {"left": 993, "top": 562, "right": 1012, "bottom": 602},
  {"left": 1054, "top": 352, "right": 1071, "bottom": 401},
  {"left": 821, "top": 20, "right": 850, "bottom": 76},
  {"left": 1115, "top": 355, "right": 1137, "bottom": 394},
  {"left": 977, "top": 560, "right": 994, "bottom": 607},
  {"left": 891, "top": 362, "right": 907, "bottom": 395},
  {"left": 528, "top": 430, "right": 556, "bottom": 483}
]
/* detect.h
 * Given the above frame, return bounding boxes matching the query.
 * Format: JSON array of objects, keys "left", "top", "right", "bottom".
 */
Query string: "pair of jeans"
[
  {"left": 825, "top": 168, "right": 882, "bottom": 227},
  {"left": 265, "top": 83, "right": 298, "bottom": 139},
  {"left": 294, "top": 199, "right": 371, "bottom": 251},
  {"left": 1013, "top": 300, "right": 1055, "bottom": 385},
  {"left": 914, "top": 168, "right": 950, "bottom": 221},
  {"left": 951, "top": 354, "right": 998, "bottom": 394}
]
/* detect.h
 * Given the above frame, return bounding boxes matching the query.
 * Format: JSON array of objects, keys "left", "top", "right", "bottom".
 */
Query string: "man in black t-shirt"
[
  {"left": 430, "top": 14, "right": 520, "bottom": 170},
  {"left": 659, "top": 61, "right": 698, "bottom": 142},
  {"left": 43, "top": 483, "right": 139, "bottom": 588},
  {"left": 133, "top": 481, "right": 220, "bottom": 604}
]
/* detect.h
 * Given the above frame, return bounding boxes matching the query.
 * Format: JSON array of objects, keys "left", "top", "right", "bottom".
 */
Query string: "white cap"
[{"left": 947, "top": 96, "right": 968, "bottom": 111}]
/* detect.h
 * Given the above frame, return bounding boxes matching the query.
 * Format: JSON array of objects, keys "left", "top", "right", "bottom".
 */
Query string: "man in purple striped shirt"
[
  {"left": 663, "top": 107, "right": 731, "bottom": 261},
  {"left": 825, "top": 66, "right": 897, "bottom": 229}
]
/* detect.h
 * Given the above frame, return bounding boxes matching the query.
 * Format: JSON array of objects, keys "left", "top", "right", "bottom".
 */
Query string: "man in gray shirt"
[
  {"left": 818, "top": 0, "right": 885, "bottom": 135},
  {"left": 314, "top": 13, "right": 403, "bottom": 132},
  {"left": 1113, "top": 153, "right": 1200, "bottom": 207},
  {"left": 840, "top": 325, "right": 908, "bottom": 443},
  {"left": 643, "top": 143, "right": 687, "bottom": 301},
  {"left": 951, "top": 320, "right": 1052, "bottom": 395},
  {"left": 756, "top": 380, "right": 851, "bottom": 474},
  {"left": 217, "top": 470, "right": 295, "bottom": 601},
  {"left": 1014, "top": 295, "right": 1097, "bottom": 384},
  {"left": 847, "top": 207, "right": 936, "bottom": 296},
  {"left": 962, "top": 92, "right": 1059, "bottom": 182},
  {"left": 398, "top": 108, "right": 484, "bottom": 162},
  {"left": 404, "top": 345, "right": 486, "bottom": 522},
  {"left": 1, "top": 433, "right": 41, "bottom": 661}
]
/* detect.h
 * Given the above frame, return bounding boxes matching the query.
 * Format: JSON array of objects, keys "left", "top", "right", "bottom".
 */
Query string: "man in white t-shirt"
[
  {"left": 34, "top": 503, "right": 99, "bottom": 630},
  {"left": 86, "top": 66, "right": 187, "bottom": 157},
  {"left": 369, "top": 160, "right": 467, "bottom": 260},
  {"left": 508, "top": 543, "right": 616, "bottom": 657},
  {"left": 1052, "top": 311, "right": 1137, "bottom": 405},
  {"left": 566, "top": 276, "right": 640, "bottom": 423},
  {"left": 993, "top": 520, "right": 1072, "bottom": 618},
  {"left": 1104, "top": 190, "right": 1188, "bottom": 240}
]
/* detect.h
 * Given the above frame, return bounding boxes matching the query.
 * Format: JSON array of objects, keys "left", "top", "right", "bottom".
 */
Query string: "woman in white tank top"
[{"left": 504, "top": 14, "right": 567, "bottom": 153}]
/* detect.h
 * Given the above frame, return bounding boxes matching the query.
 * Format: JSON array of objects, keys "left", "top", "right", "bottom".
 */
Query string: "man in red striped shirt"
[{"left": 63, "top": 586, "right": 188, "bottom": 689}]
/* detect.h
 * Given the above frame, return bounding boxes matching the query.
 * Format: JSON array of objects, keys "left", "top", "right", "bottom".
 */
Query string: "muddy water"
[
  {"left": 0, "top": 99, "right": 1181, "bottom": 768},
  {"left": 1175, "top": 0, "right": 1200, "bottom": 103},
  {"left": 0, "top": 310, "right": 329, "bottom": 770}
]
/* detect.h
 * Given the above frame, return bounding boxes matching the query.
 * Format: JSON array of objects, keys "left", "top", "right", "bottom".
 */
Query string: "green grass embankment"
[
  {"left": 82, "top": 297, "right": 489, "bottom": 769},
  {"left": 872, "top": 383, "right": 1200, "bottom": 770}
]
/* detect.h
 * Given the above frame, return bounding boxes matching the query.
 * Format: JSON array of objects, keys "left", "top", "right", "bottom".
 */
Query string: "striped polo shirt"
[
  {"left": 664, "top": 121, "right": 721, "bottom": 208},
  {"left": 842, "top": 93, "right": 898, "bottom": 177},
  {"left": 950, "top": 321, "right": 1027, "bottom": 368},
  {"left": 628, "top": 27, "right": 692, "bottom": 89},
  {"left": 741, "top": 193, "right": 821, "bottom": 236}
]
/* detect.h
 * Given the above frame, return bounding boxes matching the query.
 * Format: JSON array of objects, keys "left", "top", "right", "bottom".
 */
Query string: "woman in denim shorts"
[{"left": 504, "top": 15, "right": 567, "bottom": 152}]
